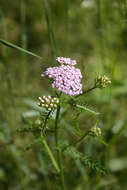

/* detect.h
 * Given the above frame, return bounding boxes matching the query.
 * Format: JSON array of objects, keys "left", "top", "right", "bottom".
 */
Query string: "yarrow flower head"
[
  {"left": 38, "top": 96, "right": 59, "bottom": 111},
  {"left": 42, "top": 57, "right": 83, "bottom": 96}
]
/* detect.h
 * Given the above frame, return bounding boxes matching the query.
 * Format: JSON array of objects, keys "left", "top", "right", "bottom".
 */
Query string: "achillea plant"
[
  {"left": 19, "top": 57, "right": 111, "bottom": 190},
  {"left": 42, "top": 57, "right": 83, "bottom": 95}
]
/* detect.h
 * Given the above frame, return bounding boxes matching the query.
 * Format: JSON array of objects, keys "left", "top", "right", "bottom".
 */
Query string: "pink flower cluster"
[
  {"left": 56, "top": 57, "right": 77, "bottom": 66},
  {"left": 42, "top": 57, "right": 83, "bottom": 96}
]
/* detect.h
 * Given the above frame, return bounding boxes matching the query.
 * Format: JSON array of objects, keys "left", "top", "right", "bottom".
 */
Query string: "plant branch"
[
  {"left": 41, "top": 135, "right": 60, "bottom": 173},
  {"left": 76, "top": 104, "right": 100, "bottom": 115},
  {"left": 42, "top": 110, "right": 51, "bottom": 132},
  {"left": 55, "top": 104, "right": 66, "bottom": 190},
  {"left": 75, "top": 131, "right": 89, "bottom": 145},
  {"left": 76, "top": 85, "right": 97, "bottom": 98}
]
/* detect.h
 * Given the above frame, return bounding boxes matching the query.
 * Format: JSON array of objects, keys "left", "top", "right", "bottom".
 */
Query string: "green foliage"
[
  {"left": 63, "top": 144, "right": 107, "bottom": 174},
  {"left": 0, "top": 0, "right": 127, "bottom": 189}
]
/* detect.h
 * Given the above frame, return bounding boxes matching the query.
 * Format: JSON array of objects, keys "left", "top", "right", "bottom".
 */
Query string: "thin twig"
[{"left": 76, "top": 86, "right": 97, "bottom": 98}]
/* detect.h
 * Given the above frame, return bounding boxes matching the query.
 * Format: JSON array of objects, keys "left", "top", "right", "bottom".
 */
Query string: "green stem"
[
  {"left": 42, "top": 110, "right": 51, "bottom": 132},
  {"left": 41, "top": 135, "right": 60, "bottom": 173},
  {"left": 55, "top": 105, "right": 66, "bottom": 190},
  {"left": 62, "top": 132, "right": 89, "bottom": 152},
  {"left": 40, "top": 111, "right": 60, "bottom": 173},
  {"left": 75, "top": 132, "right": 89, "bottom": 145},
  {"left": 76, "top": 85, "right": 97, "bottom": 98},
  {"left": 55, "top": 105, "right": 61, "bottom": 148},
  {"left": 76, "top": 104, "right": 100, "bottom": 115},
  {"left": 82, "top": 86, "right": 97, "bottom": 94}
]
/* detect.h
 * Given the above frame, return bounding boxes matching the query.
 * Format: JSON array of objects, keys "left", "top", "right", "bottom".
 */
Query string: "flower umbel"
[
  {"left": 95, "top": 75, "right": 111, "bottom": 88},
  {"left": 38, "top": 96, "right": 59, "bottom": 111},
  {"left": 42, "top": 57, "right": 83, "bottom": 96}
]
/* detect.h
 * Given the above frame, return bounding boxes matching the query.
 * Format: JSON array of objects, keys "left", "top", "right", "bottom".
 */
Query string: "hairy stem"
[{"left": 55, "top": 104, "right": 66, "bottom": 190}]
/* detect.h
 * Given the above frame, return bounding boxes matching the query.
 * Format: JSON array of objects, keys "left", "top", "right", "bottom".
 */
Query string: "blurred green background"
[{"left": 0, "top": 0, "right": 127, "bottom": 189}]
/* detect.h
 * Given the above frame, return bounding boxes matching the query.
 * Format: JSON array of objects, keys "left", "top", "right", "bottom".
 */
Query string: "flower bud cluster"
[
  {"left": 38, "top": 96, "right": 59, "bottom": 111},
  {"left": 89, "top": 126, "right": 101, "bottom": 137},
  {"left": 95, "top": 75, "right": 111, "bottom": 88}
]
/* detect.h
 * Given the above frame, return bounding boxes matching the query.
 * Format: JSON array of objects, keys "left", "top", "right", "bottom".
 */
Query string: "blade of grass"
[
  {"left": 0, "top": 111, "right": 31, "bottom": 187},
  {"left": 37, "top": 152, "right": 51, "bottom": 189},
  {"left": 108, "top": 119, "right": 127, "bottom": 149},
  {"left": 64, "top": 0, "right": 70, "bottom": 53},
  {"left": 0, "top": 9, "right": 14, "bottom": 105},
  {"left": 20, "top": 0, "right": 28, "bottom": 86},
  {"left": 0, "top": 9, "right": 8, "bottom": 40},
  {"left": 43, "top": 0, "right": 57, "bottom": 64},
  {"left": 0, "top": 111, "right": 12, "bottom": 142},
  {"left": 0, "top": 39, "right": 42, "bottom": 59}
]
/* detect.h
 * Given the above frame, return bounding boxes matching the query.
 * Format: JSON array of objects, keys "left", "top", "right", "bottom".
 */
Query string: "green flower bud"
[
  {"left": 95, "top": 75, "right": 111, "bottom": 88},
  {"left": 89, "top": 126, "right": 101, "bottom": 137}
]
